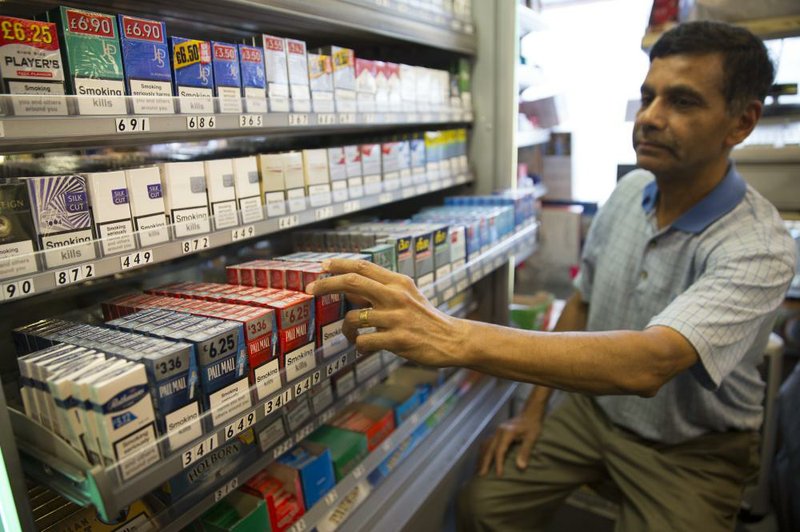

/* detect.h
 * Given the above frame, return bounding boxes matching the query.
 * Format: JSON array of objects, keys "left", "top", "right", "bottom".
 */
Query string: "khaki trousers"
[{"left": 458, "top": 394, "right": 759, "bottom": 532}]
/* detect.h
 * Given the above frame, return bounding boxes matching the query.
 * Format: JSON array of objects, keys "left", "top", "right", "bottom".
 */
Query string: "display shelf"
[
  {"left": 641, "top": 15, "right": 800, "bottom": 49},
  {"left": 0, "top": 173, "right": 473, "bottom": 304},
  {"left": 343, "top": 0, "right": 474, "bottom": 35},
  {"left": 8, "top": 220, "right": 534, "bottom": 524},
  {"left": 517, "top": 129, "right": 551, "bottom": 148},
  {"left": 0, "top": 104, "right": 472, "bottom": 153}
]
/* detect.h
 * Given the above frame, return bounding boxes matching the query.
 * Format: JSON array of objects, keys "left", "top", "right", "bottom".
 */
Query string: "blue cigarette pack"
[
  {"left": 170, "top": 36, "right": 214, "bottom": 113},
  {"left": 118, "top": 14, "right": 174, "bottom": 114},
  {"left": 238, "top": 44, "right": 267, "bottom": 113},
  {"left": 211, "top": 41, "right": 242, "bottom": 113}
]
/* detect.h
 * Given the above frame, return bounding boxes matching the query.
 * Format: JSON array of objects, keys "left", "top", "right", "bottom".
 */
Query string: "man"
[{"left": 306, "top": 21, "right": 797, "bottom": 531}]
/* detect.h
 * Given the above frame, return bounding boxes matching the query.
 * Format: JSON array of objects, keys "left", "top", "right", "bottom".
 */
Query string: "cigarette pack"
[
  {"left": 84, "top": 170, "right": 137, "bottom": 256},
  {"left": 125, "top": 166, "right": 170, "bottom": 246},
  {"left": 47, "top": 6, "right": 125, "bottom": 115},
  {"left": 386, "top": 62, "right": 402, "bottom": 112},
  {"left": 170, "top": 36, "right": 214, "bottom": 113},
  {"left": 231, "top": 156, "right": 264, "bottom": 224},
  {"left": 302, "top": 149, "right": 332, "bottom": 207},
  {"left": 365, "top": 383, "right": 421, "bottom": 425},
  {"left": 0, "top": 15, "right": 67, "bottom": 116},
  {"left": 374, "top": 61, "right": 389, "bottom": 112},
  {"left": 283, "top": 151, "right": 307, "bottom": 213},
  {"left": 318, "top": 46, "right": 355, "bottom": 113},
  {"left": 262, "top": 34, "right": 289, "bottom": 112},
  {"left": 410, "top": 135, "right": 427, "bottom": 184},
  {"left": 359, "top": 144, "right": 382, "bottom": 195},
  {"left": 361, "top": 243, "right": 396, "bottom": 272},
  {"left": 286, "top": 39, "right": 310, "bottom": 112},
  {"left": 257, "top": 153, "right": 287, "bottom": 217},
  {"left": 26, "top": 174, "right": 97, "bottom": 269},
  {"left": 306, "top": 424, "right": 367, "bottom": 481},
  {"left": 310, "top": 380, "right": 334, "bottom": 415},
  {"left": 355, "top": 58, "right": 376, "bottom": 113},
  {"left": 242, "top": 466, "right": 305, "bottom": 532},
  {"left": 276, "top": 441, "right": 335, "bottom": 508},
  {"left": 307, "top": 52, "right": 333, "bottom": 113},
  {"left": 237, "top": 44, "right": 267, "bottom": 113},
  {"left": 211, "top": 41, "right": 242, "bottom": 113},
  {"left": 330, "top": 402, "right": 395, "bottom": 451},
  {"left": 0, "top": 179, "right": 39, "bottom": 279},
  {"left": 158, "top": 161, "right": 211, "bottom": 237},
  {"left": 201, "top": 491, "right": 268, "bottom": 532},
  {"left": 400, "top": 63, "right": 416, "bottom": 112},
  {"left": 381, "top": 141, "right": 401, "bottom": 191},
  {"left": 118, "top": 14, "right": 173, "bottom": 114},
  {"left": 204, "top": 159, "right": 239, "bottom": 229}
]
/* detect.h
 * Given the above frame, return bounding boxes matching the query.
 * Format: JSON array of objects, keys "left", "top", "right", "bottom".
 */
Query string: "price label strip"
[
  {"left": 318, "top": 113, "right": 337, "bottom": 125},
  {"left": 264, "top": 388, "right": 293, "bottom": 416},
  {"left": 224, "top": 409, "right": 256, "bottom": 441},
  {"left": 315, "top": 206, "right": 333, "bottom": 221},
  {"left": 1, "top": 278, "right": 35, "bottom": 301},
  {"left": 54, "top": 264, "right": 95, "bottom": 287},
  {"left": 231, "top": 225, "right": 255, "bottom": 242},
  {"left": 239, "top": 114, "right": 263, "bottom": 128},
  {"left": 182, "top": 434, "right": 218, "bottom": 469},
  {"left": 343, "top": 200, "right": 361, "bottom": 214},
  {"left": 278, "top": 215, "right": 299, "bottom": 230},
  {"left": 120, "top": 249, "right": 153, "bottom": 270},
  {"left": 115, "top": 117, "right": 150, "bottom": 133},
  {"left": 214, "top": 478, "right": 239, "bottom": 502},
  {"left": 326, "top": 354, "right": 349, "bottom": 377},
  {"left": 289, "top": 113, "right": 309, "bottom": 126},
  {"left": 181, "top": 236, "right": 210, "bottom": 254},
  {"left": 186, "top": 115, "right": 216, "bottom": 130},
  {"left": 378, "top": 193, "right": 393, "bottom": 205}
]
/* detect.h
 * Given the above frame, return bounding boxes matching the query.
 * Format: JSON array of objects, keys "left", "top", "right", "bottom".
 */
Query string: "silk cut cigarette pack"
[
  {"left": 118, "top": 14, "right": 173, "bottom": 114},
  {"left": 211, "top": 41, "right": 242, "bottom": 113},
  {"left": 0, "top": 15, "right": 67, "bottom": 116},
  {"left": 125, "top": 166, "right": 170, "bottom": 247},
  {"left": 26, "top": 174, "right": 97, "bottom": 269},
  {"left": 47, "top": 6, "right": 126, "bottom": 115},
  {"left": 170, "top": 36, "right": 214, "bottom": 113},
  {"left": 84, "top": 170, "right": 137, "bottom": 256}
]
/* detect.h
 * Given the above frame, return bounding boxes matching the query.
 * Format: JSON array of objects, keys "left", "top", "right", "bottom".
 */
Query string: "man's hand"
[
  {"left": 479, "top": 415, "right": 543, "bottom": 477},
  {"left": 306, "top": 259, "right": 465, "bottom": 367}
]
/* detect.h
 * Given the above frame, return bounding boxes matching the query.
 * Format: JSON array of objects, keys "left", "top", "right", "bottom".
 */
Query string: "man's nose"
[{"left": 636, "top": 99, "right": 667, "bottom": 130}]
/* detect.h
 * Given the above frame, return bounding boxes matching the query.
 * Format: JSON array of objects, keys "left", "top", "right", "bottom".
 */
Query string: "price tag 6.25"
[
  {"left": 231, "top": 225, "right": 255, "bottom": 242},
  {"left": 2, "top": 278, "right": 35, "bottom": 301},
  {"left": 115, "top": 117, "right": 150, "bottom": 133},
  {"left": 54, "top": 264, "right": 95, "bottom": 287},
  {"left": 182, "top": 434, "right": 218, "bottom": 468},
  {"left": 120, "top": 249, "right": 153, "bottom": 270},
  {"left": 186, "top": 115, "right": 216, "bottom": 130},
  {"left": 181, "top": 236, "right": 210, "bottom": 254},
  {"left": 224, "top": 409, "right": 256, "bottom": 441}
]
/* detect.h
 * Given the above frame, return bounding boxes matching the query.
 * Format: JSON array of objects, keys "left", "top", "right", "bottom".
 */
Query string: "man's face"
[{"left": 633, "top": 53, "right": 739, "bottom": 179}]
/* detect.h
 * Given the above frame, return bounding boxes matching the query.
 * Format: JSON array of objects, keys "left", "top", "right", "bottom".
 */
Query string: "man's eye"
[{"left": 674, "top": 97, "right": 696, "bottom": 108}]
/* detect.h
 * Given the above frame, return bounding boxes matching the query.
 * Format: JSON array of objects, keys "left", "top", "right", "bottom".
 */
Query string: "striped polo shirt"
[{"left": 574, "top": 164, "right": 796, "bottom": 444}]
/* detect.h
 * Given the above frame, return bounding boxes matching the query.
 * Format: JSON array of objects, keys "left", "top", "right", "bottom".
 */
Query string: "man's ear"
[{"left": 726, "top": 100, "right": 762, "bottom": 148}]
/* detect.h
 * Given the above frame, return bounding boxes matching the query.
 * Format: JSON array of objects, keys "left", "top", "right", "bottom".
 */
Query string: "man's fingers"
[
  {"left": 343, "top": 308, "right": 393, "bottom": 333},
  {"left": 306, "top": 273, "right": 390, "bottom": 306},
  {"left": 354, "top": 331, "right": 392, "bottom": 355},
  {"left": 478, "top": 437, "right": 498, "bottom": 476},
  {"left": 515, "top": 433, "right": 537, "bottom": 470},
  {"left": 322, "top": 258, "right": 401, "bottom": 285},
  {"left": 494, "top": 429, "right": 516, "bottom": 478}
]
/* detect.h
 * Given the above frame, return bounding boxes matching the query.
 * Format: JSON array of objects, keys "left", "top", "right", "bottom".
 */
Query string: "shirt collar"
[{"left": 640, "top": 163, "right": 747, "bottom": 234}]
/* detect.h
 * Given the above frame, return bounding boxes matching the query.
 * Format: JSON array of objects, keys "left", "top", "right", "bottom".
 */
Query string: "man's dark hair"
[{"left": 650, "top": 21, "right": 774, "bottom": 111}]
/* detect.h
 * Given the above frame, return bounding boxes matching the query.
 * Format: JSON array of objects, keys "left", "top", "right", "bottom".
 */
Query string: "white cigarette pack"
[
  {"left": 283, "top": 151, "right": 307, "bottom": 213},
  {"left": 257, "top": 154, "right": 287, "bottom": 217},
  {"left": 203, "top": 159, "right": 239, "bottom": 229},
  {"left": 262, "top": 34, "right": 290, "bottom": 112},
  {"left": 84, "top": 170, "right": 137, "bottom": 255},
  {"left": 125, "top": 166, "right": 170, "bottom": 247},
  {"left": 286, "top": 39, "right": 311, "bottom": 112},
  {"left": 159, "top": 161, "right": 211, "bottom": 237},
  {"left": 231, "top": 156, "right": 264, "bottom": 223}
]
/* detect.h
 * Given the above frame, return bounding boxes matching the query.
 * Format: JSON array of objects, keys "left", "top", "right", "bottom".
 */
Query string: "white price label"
[
  {"left": 186, "top": 115, "right": 216, "bottom": 130},
  {"left": 410, "top": 413, "right": 419, "bottom": 425},
  {"left": 442, "top": 178, "right": 454, "bottom": 188},
  {"left": 402, "top": 188, "right": 415, "bottom": 199},
  {"left": 339, "top": 113, "right": 356, "bottom": 125},
  {"left": 456, "top": 278, "right": 468, "bottom": 293},
  {"left": 365, "top": 375, "right": 380, "bottom": 389},
  {"left": 115, "top": 117, "right": 150, "bottom": 133},
  {"left": 318, "top": 113, "right": 337, "bottom": 125},
  {"left": 214, "top": 477, "right": 239, "bottom": 502},
  {"left": 278, "top": 215, "right": 299, "bottom": 229},
  {"left": 324, "top": 488, "right": 339, "bottom": 506},
  {"left": 343, "top": 200, "right": 361, "bottom": 213},
  {"left": 239, "top": 114, "right": 263, "bottom": 128},
  {"left": 182, "top": 434, "right": 218, "bottom": 468},
  {"left": 231, "top": 225, "right": 255, "bottom": 242},
  {"left": 315, "top": 206, "right": 333, "bottom": 221},
  {"left": 289, "top": 113, "right": 309, "bottom": 126},
  {"left": 443, "top": 287, "right": 456, "bottom": 301},
  {"left": 54, "top": 264, "right": 95, "bottom": 287},
  {"left": 422, "top": 113, "right": 433, "bottom": 122},
  {"left": 375, "top": 0, "right": 390, "bottom": 7},
  {"left": 408, "top": 113, "right": 419, "bottom": 123},
  {"left": 272, "top": 438, "right": 294, "bottom": 459},
  {"left": 181, "top": 236, "right": 210, "bottom": 254},
  {"left": 378, "top": 193, "right": 393, "bottom": 204},
  {"left": 381, "top": 440, "right": 392, "bottom": 453},
  {"left": 224, "top": 409, "right": 256, "bottom": 441},
  {"left": 352, "top": 464, "right": 365, "bottom": 479},
  {"left": 416, "top": 184, "right": 429, "bottom": 194},
  {"left": 363, "top": 113, "right": 375, "bottom": 124},
  {"left": 456, "top": 175, "right": 467, "bottom": 184},
  {"left": 2, "top": 278, "right": 34, "bottom": 301},
  {"left": 294, "top": 371, "right": 321, "bottom": 397},
  {"left": 320, "top": 408, "right": 335, "bottom": 423},
  {"left": 295, "top": 423, "right": 314, "bottom": 441},
  {"left": 120, "top": 249, "right": 153, "bottom": 270},
  {"left": 288, "top": 517, "right": 307, "bottom": 532},
  {"left": 264, "top": 388, "right": 293, "bottom": 416},
  {"left": 326, "top": 354, "right": 349, "bottom": 377}
]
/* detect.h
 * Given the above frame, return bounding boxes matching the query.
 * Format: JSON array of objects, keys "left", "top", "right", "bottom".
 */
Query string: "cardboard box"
[
  {"left": 307, "top": 52, "right": 334, "bottom": 113},
  {"left": 306, "top": 424, "right": 367, "bottom": 481},
  {"left": 26, "top": 174, "right": 97, "bottom": 269},
  {"left": 232, "top": 156, "right": 264, "bottom": 224},
  {"left": 238, "top": 43, "right": 267, "bottom": 113},
  {"left": 262, "top": 34, "right": 289, "bottom": 112},
  {"left": 277, "top": 441, "right": 336, "bottom": 509},
  {"left": 204, "top": 159, "right": 240, "bottom": 229},
  {"left": 170, "top": 36, "right": 214, "bottom": 113},
  {"left": 319, "top": 46, "right": 355, "bottom": 112},
  {"left": 257, "top": 153, "right": 287, "bottom": 218},
  {"left": 0, "top": 179, "right": 39, "bottom": 279},
  {"left": 118, "top": 14, "right": 173, "bottom": 114},
  {"left": 286, "top": 38, "right": 310, "bottom": 112},
  {"left": 84, "top": 170, "right": 137, "bottom": 255},
  {"left": 211, "top": 41, "right": 243, "bottom": 113},
  {"left": 159, "top": 161, "right": 211, "bottom": 237},
  {"left": 202, "top": 491, "right": 268, "bottom": 532},
  {"left": 125, "top": 166, "right": 170, "bottom": 247},
  {"left": 0, "top": 15, "right": 67, "bottom": 116},
  {"left": 48, "top": 6, "right": 125, "bottom": 115}
]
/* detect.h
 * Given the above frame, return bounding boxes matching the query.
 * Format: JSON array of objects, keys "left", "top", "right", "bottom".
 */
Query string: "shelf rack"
[{"left": 641, "top": 15, "right": 800, "bottom": 49}]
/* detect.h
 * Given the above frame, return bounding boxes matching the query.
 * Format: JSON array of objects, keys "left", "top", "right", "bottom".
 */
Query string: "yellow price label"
[{"left": 174, "top": 39, "right": 203, "bottom": 68}]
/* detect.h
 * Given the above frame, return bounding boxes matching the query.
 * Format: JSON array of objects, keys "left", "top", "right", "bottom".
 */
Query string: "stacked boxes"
[
  {"left": 355, "top": 58, "right": 376, "bottom": 113},
  {"left": 327, "top": 147, "right": 349, "bottom": 203},
  {"left": 118, "top": 14, "right": 173, "bottom": 114},
  {"left": 242, "top": 466, "right": 305, "bottom": 532},
  {"left": 0, "top": 15, "right": 68, "bottom": 116},
  {"left": 257, "top": 153, "right": 287, "bottom": 218},
  {"left": 301, "top": 149, "right": 332, "bottom": 207}
]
